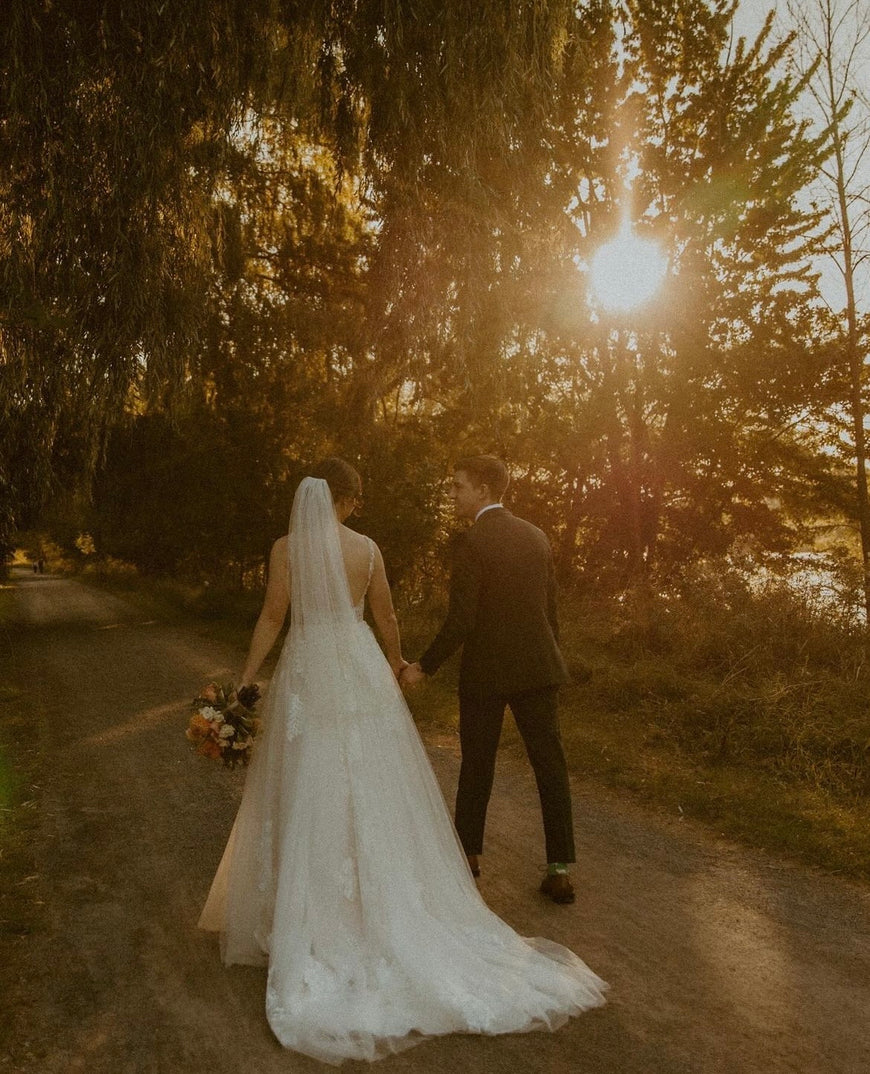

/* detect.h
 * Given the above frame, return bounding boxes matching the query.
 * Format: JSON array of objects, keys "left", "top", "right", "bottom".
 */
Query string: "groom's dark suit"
[{"left": 419, "top": 507, "right": 575, "bottom": 863}]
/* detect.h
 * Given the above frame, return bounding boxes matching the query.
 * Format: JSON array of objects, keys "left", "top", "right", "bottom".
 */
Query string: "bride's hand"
[
  {"left": 399, "top": 662, "right": 426, "bottom": 689},
  {"left": 391, "top": 658, "right": 409, "bottom": 679}
]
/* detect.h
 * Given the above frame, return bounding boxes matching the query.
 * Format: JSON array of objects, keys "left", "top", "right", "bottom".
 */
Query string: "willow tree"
[
  {"left": 0, "top": 0, "right": 580, "bottom": 562},
  {"left": 0, "top": 1, "right": 272, "bottom": 565}
]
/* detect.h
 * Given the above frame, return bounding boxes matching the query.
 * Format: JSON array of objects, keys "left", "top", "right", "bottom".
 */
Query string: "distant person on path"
[
  {"left": 197, "top": 457, "right": 605, "bottom": 1063},
  {"left": 401, "top": 455, "right": 577, "bottom": 904}
]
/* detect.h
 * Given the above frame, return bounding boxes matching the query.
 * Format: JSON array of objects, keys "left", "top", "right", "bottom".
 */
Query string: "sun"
[{"left": 589, "top": 224, "right": 667, "bottom": 313}]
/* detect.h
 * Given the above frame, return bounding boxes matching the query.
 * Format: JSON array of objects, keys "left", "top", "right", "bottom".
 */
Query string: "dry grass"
[{"left": 551, "top": 575, "right": 870, "bottom": 880}]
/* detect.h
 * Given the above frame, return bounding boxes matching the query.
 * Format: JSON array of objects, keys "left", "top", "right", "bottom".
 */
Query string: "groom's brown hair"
[{"left": 455, "top": 455, "right": 510, "bottom": 500}]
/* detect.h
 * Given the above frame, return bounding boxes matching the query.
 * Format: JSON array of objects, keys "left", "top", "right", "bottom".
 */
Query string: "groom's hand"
[{"left": 399, "top": 662, "right": 427, "bottom": 689}]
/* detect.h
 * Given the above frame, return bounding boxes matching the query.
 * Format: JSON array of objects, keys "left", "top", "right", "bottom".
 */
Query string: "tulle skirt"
[{"left": 198, "top": 620, "right": 606, "bottom": 1064}]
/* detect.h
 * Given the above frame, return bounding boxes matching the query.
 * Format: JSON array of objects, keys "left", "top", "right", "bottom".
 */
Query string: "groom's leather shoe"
[{"left": 539, "top": 873, "right": 575, "bottom": 904}]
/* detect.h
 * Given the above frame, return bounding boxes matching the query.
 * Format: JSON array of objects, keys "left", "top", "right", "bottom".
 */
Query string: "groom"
[{"left": 401, "top": 456, "right": 576, "bottom": 904}]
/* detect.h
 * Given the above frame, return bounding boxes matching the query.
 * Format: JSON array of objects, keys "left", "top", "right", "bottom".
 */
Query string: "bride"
[{"left": 198, "top": 457, "right": 606, "bottom": 1064}]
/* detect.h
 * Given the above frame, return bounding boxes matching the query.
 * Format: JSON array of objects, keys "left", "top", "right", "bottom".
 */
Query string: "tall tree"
[
  {"left": 787, "top": 0, "right": 870, "bottom": 618},
  {"left": 538, "top": 0, "right": 830, "bottom": 582},
  {"left": 0, "top": 0, "right": 579, "bottom": 561},
  {"left": 387, "top": 1, "right": 832, "bottom": 585},
  {"left": 597, "top": 0, "right": 830, "bottom": 577}
]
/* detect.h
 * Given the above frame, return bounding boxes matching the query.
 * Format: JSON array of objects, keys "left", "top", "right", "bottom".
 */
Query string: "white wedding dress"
[{"left": 198, "top": 477, "right": 606, "bottom": 1064}]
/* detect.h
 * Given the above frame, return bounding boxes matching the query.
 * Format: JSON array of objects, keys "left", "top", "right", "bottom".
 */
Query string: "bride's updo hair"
[{"left": 309, "top": 457, "right": 362, "bottom": 503}]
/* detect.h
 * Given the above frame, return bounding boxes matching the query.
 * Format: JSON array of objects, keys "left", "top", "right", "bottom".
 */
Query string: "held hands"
[{"left": 398, "top": 661, "right": 427, "bottom": 689}]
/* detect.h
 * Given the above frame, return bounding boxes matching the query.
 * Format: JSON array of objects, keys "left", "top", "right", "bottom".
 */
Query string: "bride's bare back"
[
  {"left": 240, "top": 521, "right": 403, "bottom": 685},
  {"left": 337, "top": 524, "right": 374, "bottom": 607}
]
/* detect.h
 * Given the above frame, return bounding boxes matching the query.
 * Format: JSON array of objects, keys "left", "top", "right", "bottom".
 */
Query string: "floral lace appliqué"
[
  {"left": 257, "top": 817, "right": 274, "bottom": 894},
  {"left": 286, "top": 693, "right": 302, "bottom": 741},
  {"left": 338, "top": 855, "right": 358, "bottom": 902}
]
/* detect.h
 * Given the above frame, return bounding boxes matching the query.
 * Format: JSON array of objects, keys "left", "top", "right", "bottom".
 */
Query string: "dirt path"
[{"left": 1, "top": 568, "right": 869, "bottom": 1074}]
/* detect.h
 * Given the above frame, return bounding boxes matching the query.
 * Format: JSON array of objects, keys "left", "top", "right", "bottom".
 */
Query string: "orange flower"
[
  {"left": 200, "top": 683, "right": 220, "bottom": 703},
  {"left": 197, "top": 739, "right": 223, "bottom": 760},
  {"left": 186, "top": 713, "right": 212, "bottom": 741}
]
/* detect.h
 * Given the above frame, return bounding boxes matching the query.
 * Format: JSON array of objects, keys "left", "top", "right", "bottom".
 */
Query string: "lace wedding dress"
[{"left": 198, "top": 477, "right": 606, "bottom": 1064}]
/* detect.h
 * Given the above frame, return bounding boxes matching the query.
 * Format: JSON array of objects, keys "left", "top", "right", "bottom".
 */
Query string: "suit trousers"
[{"left": 454, "top": 685, "right": 575, "bottom": 864}]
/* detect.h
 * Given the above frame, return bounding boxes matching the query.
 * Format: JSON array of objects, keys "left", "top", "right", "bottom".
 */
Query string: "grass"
[
  {"left": 80, "top": 559, "right": 264, "bottom": 626},
  {"left": 73, "top": 563, "right": 870, "bottom": 883},
  {"left": 551, "top": 579, "right": 870, "bottom": 881}
]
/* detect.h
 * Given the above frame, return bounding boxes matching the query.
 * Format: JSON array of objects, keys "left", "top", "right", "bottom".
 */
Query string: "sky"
[
  {"left": 731, "top": 0, "right": 870, "bottom": 310},
  {"left": 733, "top": 0, "right": 781, "bottom": 37}
]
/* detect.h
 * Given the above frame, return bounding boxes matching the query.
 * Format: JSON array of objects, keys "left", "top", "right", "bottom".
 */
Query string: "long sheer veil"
[{"left": 288, "top": 476, "right": 357, "bottom": 633}]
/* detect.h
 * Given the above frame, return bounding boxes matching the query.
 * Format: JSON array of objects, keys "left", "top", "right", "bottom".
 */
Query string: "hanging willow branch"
[{"left": 0, "top": 1, "right": 578, "bottom": 546}]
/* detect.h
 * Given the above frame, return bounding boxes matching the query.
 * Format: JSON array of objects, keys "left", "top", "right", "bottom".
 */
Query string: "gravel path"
[{"left": 1, "top": 568, "right": 868, "bottom": 1073}]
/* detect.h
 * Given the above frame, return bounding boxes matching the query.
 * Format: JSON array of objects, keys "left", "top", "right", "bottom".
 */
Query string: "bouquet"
[{"left": 186, "top": 682, "right": 261, "bottom": 768}]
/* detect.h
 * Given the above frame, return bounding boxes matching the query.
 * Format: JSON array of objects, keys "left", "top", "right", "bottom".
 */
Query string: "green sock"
[{"left": 547, "top": 862, "right": 568, "bottom": 876}]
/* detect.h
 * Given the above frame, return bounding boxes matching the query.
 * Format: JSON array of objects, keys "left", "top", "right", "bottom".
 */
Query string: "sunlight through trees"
[
  {"left": 0, "top": 0, "right": 866, "bottom": 609},
  {"left": 589, "top": 223, "right": 668, "bottom": 312}
]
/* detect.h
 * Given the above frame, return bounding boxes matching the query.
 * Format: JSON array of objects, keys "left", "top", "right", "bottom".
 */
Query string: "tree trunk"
[{"left": 823, "top": 30, "right": 870, "bottom": 622}]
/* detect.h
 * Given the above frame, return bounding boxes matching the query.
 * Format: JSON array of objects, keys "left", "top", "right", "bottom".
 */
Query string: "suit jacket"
[{"left": 419, "top": 507, "right": 570, "bottom": 696}]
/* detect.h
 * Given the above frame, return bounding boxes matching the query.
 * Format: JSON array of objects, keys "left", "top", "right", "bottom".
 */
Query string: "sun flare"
[{"left": 590, "top": 225, "right": 667, "bottom": 313}]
